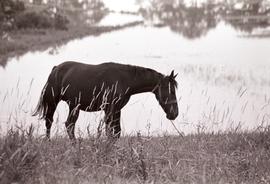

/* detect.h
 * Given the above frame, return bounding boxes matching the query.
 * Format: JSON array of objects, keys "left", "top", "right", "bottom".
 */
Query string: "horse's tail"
[
  {"left": 32, "top": 66, "right": 60, "bottom": 119},
  {"left": 32, "top": 82, "right": 48, "bottom": 119}
]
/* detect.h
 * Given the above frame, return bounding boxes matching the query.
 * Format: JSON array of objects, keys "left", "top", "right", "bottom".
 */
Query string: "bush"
[
  {"left": 0, "top": 0, "right": 25, "bottom": 16},
  {"left": 15, "top": 11, "right": 52, "bottom": 29},
  {"left": 0, "top": 0, "right": 25, "bottom": 31},
  {"left": 54, "top": 13, "right": 69, "bottom": 30},
  {"left": 0, "top": 0, "right": 69, "bottom": 31},
  {"left": 14, "top": 10, "right": 69, "bottom": 30}
]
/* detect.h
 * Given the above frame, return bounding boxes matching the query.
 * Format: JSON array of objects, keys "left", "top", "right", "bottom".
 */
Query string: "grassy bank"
[{"left": 0, "top": 127, "right": 270, "bottom": 183}]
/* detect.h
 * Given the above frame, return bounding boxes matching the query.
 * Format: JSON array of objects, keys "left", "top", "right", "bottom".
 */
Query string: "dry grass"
[{"left": 0, "top": 126, "right": 270, "bottom": 184}]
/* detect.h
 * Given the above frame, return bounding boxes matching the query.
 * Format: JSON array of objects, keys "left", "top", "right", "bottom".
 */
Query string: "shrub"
[
  {"left": 54, "top": 13, "right": 69, "bottom": 30},
  {"left": 0, "top": 0, "right": 69, "bottom": 31},
  {"left": 15, "top": 11, "right": 52, "bottom": 29},
  {"left": 0, "top": 0, "right": 25, "bottom": 16},
  {"left": 0, "top": 0, "right": 25, "bottom": 31},
  {"left": 14, "top": 10, "right": 69, "bottom": 30}
]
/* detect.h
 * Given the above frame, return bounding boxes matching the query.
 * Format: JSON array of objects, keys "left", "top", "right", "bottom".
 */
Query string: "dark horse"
[{"left": 33, "top": 61, "right": 179, "bottom": 140}]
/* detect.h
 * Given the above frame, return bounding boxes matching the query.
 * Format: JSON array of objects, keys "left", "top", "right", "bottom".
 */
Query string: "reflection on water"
[
  {"left": 44, "top": 0, "right": 108, "bottom": 25},
  {"left": 26, "top": 0, "right": 109, "bottom": 25},
  {"left": 139, "top": 2, "right": 218, "bottom": 39},
  {"left": 102, "top": 0, "right": 139, "bottom": 12},
  {"left": 44, "top": 0, "right": 270, "bottom": 39},
  {"left": 136, "top": 0, "right": 270, "bottom": 39},
  {"left": 22, "top": 0, "right": 270, "bottom": 39},
  {"left": 98, "top": 12, "right": 143, "bottom": 26}
]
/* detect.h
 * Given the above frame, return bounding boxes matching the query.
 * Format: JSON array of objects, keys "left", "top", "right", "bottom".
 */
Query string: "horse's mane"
[
  {"left": 130, "top": 65, "right": 163, "bottom": 80},
  {"left": 127, "top": 64, "right": 178, "bottom": 88}
]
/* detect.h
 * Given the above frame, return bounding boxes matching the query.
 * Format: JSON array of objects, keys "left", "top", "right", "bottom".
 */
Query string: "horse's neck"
[{"left": 129, "top": 69, "right": 162, "bottom": 95}]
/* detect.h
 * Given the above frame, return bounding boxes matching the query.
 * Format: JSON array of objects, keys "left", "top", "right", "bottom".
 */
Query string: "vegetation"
[
  {"left": 0, "top": 0, "right": 69, "bottom": 66},
  {"left": 0, "top": 0, "right": 25, "bottom": 30},
  {"left": 0, "top": 0, "right": 144, "bottom": 67},
  {"left": 0, "top": 126, "right": 270, "bottom": 183},
  {"left": 0, "top": 0, "right": 68, "bottom": 31},
  {"left": 14, "top": 10, "right": 69, "bottom": 30}
]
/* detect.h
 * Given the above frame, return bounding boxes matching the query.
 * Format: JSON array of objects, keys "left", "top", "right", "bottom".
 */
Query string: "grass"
[{"left": 0, "top": 126, "right": 270, "bottom": 184}]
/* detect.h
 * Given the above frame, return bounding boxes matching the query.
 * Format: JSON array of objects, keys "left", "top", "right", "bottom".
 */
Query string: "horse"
[{"left": 33, "top": 61, "right": 179, "bottom": 140}]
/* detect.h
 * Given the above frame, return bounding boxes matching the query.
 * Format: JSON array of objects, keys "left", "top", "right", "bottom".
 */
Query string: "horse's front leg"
[{"left": 105, "top": 110, "right": 121, "bottom": 139}]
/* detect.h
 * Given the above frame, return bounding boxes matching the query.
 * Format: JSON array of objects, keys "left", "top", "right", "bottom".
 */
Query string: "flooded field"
[{"left": 0, "top": 0, "right": 270, "bottom": 137}]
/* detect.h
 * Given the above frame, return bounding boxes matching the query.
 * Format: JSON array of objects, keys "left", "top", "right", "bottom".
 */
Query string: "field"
[{"left": 0, "top": 127, "right": 270, "bottom": 184}]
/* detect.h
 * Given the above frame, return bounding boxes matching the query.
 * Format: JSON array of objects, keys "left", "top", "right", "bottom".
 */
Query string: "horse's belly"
[
  {"left": 79, "top": 101, "right": 102, "bottom": 112},
  {"left": 60, "top": 83, "right": 127, "bottom": 112},
  {"left": 61, "top": 90, "right": 101, "bottom": 111}
]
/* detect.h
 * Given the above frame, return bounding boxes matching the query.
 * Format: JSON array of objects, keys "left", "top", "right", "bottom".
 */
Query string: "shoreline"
[
  {"left": 0, "top": 130, "right": 269, "bottom": 183},
  {"left": 0, "top": 20, "right": 143, "bottom": 67}
]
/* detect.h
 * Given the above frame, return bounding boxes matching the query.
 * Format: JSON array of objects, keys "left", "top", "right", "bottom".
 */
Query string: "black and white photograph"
[{"left": 0, "top": 0, "right": 270, "bottom": 183}]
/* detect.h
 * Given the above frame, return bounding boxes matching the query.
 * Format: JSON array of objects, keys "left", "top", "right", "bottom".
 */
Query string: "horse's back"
[
  {"left": 55, "top": 61, "right": 128, "bottom": 83},
  {"left": 55, "top": 61, "right": 126, "bottom": 87},
  {"left": 56, "top": 61, "right": 94, "bottom": 75},
  {"left": 56, "top": 61, "right": 124, "bottom": 74}
]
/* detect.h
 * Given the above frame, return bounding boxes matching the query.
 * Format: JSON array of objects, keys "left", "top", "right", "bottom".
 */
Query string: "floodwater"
[{"left": 0, "top": 1, "right": 270, "bottom": 137}]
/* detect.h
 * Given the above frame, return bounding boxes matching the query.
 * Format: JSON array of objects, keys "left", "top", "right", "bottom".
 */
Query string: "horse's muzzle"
[
  {"left": 166, "top": 105, "right": 178, "bottom": 120},
  {"left": 166, "top": 112, "right": 178, "bottom": 120}
]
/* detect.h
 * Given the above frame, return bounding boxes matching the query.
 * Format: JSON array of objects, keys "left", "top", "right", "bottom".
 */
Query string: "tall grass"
[{"left": 0, "top": 125, "right": 270, "bottom": 183}]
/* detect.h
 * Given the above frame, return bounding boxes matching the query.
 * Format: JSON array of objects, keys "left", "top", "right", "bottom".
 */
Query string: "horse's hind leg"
[
  {"left": 65, "top": 106, "right": 79, "bottom": 140},
  {"left": 45, "top": 105, "right": 57, "bottom": 139}
]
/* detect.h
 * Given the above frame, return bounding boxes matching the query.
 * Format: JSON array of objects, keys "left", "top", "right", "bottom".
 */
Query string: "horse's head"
[{"left": 154, "top": 70, "right": 179, "bottom": 120}]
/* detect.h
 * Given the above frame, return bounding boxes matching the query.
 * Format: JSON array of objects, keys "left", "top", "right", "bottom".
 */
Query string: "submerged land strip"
[{"left": 0, "top": 21, "right": 143, "bottom": 67}]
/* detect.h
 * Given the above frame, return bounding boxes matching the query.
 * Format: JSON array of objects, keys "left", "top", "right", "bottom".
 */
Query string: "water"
[
  {"left": 1, "top": 1, "right": 270, "bottom": 137},
  {"left": 102, "top": 0, "right": 140, "bottom": 12},
  {"left": 98, "top": 12, "right": 144, "bottom": 26}
]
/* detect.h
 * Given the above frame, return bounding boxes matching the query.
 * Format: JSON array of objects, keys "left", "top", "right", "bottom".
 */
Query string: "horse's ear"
[
  {"left": 170, "top": 70, "right": 178, "bottom": 79},
  {"left": 170, "top": 70, "right": 174, "bottom": 78}
]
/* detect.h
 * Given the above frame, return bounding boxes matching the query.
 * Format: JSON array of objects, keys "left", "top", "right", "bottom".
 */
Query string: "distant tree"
[
  {"left": 33, "top": 0, "right": 43, "bottom": 5},
  {"left": 0, "top": 0, "right": 25, "bottom": 31}
]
